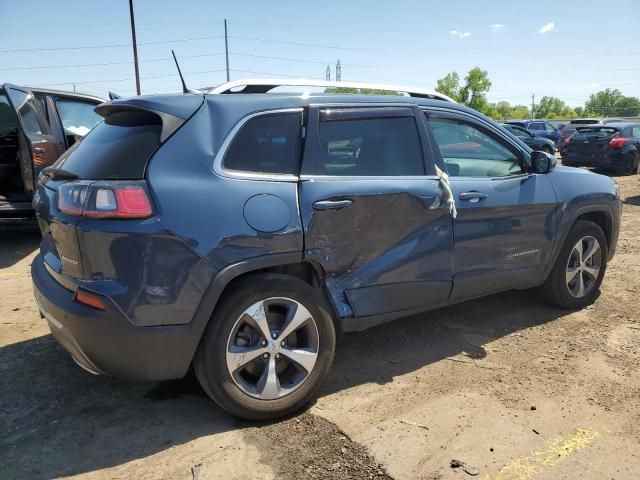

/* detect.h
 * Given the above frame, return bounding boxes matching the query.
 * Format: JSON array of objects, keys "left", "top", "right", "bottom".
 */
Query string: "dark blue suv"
[
  {"left": 506, "top": 120, "right": 561, "bottom": 146},
  {"left": 32, "top": 80, "right": 622, "bottom": 420}
]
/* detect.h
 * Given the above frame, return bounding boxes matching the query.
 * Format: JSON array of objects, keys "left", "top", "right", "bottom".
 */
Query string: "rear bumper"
[
  {"left": 561, "top": 151, "right": 624, "bottom": 169},
  {"left": 31, "top": 254, "right": 199, "bottom": 381}
]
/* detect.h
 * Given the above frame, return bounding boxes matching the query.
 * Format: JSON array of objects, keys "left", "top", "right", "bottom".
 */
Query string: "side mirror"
[{"left": 531, "top": 150, "right": 557, "bottom": 174}]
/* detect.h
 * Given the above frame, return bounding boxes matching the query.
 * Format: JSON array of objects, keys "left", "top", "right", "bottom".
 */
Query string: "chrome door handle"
[
  {"left": 313, "top": 199, "right": 353, "bottom": 211},
  {"left": 459, "top": 192, "right": 488, "bottom": 203}
]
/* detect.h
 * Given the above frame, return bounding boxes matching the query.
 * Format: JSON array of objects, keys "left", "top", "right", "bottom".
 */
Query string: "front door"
[
  {"left": 425, "top": 109, "right": 558, "bottom": 301},
  {"left": 299, "top": 106, "right": 453, "bottom": 321},
  {"left": 3, "top": 84, "right": 61, "bottom": 193}
]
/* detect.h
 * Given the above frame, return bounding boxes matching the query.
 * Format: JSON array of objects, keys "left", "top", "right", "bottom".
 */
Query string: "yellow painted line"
[{"left": 486, "top": 428, "right": 600, "bottom": 480}]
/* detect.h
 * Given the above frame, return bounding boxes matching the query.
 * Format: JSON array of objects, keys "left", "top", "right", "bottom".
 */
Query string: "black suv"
[
  {"left": 0, "top": 84, "right": 103, "bottom": 217},
  {"left": 32, "top": 80, "right": 621, "bottom": 420}
]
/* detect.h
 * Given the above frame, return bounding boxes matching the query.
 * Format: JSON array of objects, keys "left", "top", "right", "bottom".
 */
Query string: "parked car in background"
[
  {"left": 561, "top": 123, "right": 640, "bottom": 175},
  {"left": 505, "top": 120, "right": 561, "bottom": 146},
  {"left": 32, "top": 79, "right": 621, "bottom": 420},
  {"left": 0, "top": 84, "right": 103, "bottom": 217},
  {"left": 502, "top": 123, "right": 556, "bottom": 155},
  {"left": 559, "top": 118, "right": 628, "bottom": 150}
]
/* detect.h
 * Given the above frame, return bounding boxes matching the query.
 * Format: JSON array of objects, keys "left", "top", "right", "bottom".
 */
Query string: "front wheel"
[
  {"left": 539, "top": 220, "right": 607, "bottom": 309},
  {"left": 194, "top": 273, "right": 336, "bottom": 420}
]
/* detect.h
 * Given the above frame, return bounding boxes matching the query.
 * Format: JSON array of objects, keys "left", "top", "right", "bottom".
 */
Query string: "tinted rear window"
[
  {"left": 56, "top": 110, "right": 161, "bottom": 179},
  {"left": 307, "top": 116, "right": 424, "bottom": 176},
  {"left": 573, "top": 127, "right": 618, "bottom": 138}
]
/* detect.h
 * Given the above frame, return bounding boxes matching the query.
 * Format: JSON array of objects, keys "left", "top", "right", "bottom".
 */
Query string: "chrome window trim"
[
  {"left": 311, "top": 102, "right": 418, "bottom": 109},
  {"left": 299, "top": 174, "right": 441, "bottom": 181},
  {"left": 212, "top": 107, "right": 304, "bottom": 182}
]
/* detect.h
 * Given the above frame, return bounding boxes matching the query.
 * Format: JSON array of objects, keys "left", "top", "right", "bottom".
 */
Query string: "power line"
[
  {"left": 35, "top": 69, "right": 227, "bottom": 87},
  {"left": 230, "top": 52, "right": 372, "bottom": 67},
  {"left": 228, "top": 35, "right": 392, "bottom": 53},
  {"left": 1, "top": 52, "right": 370, "bottom": 72},
  {"left": 229, "top": 69, "right": 323, "bottom": 79},
  {"left": 0, "top": 35, "right": 223, "bottom": 54},
  {"left": 0, "top": 52, "right": 225, "bottom": 71}
]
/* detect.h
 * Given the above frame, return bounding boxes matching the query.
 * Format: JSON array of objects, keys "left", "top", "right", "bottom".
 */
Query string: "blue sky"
[{"left": 1, "top": 0, "right": 638, "bottom": 106}]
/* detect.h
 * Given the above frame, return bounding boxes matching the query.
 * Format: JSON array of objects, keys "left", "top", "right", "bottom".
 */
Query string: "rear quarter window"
[{"left": 223, "top": 112, "right": 302, "bottom": 175}]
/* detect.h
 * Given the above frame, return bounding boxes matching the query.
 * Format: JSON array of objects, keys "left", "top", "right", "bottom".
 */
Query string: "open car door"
[{"left": 3, "top": 83, "right": 62, "bottom": 194}]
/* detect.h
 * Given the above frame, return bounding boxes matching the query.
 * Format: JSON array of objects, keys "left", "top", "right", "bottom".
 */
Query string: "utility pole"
[
  {"left": 335, "top": 59, "right": 341, "bottom": 81},
  {"left": 325, "top": 65, "right": 330, "bottom": 81},
  {"left": 128, "top": 0, "right": 141, "bottom": 95},
  {"left": 224, "top": 19, "right": 230, "bottom": 82},
  {"left": 531, "top": 93, "right": 535, "bottom": 119},
  {"left": 72, "top": 83, "right": 76, "bottom": 93}
]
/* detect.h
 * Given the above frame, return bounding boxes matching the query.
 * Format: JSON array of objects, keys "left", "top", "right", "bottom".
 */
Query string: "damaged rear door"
[{"left": 299, "top": 106, "right": 453, "bottom": 323}]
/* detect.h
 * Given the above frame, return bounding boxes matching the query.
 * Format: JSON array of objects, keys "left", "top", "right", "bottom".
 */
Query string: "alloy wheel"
[
  {"left": 225, "top": 297, "right": 319, "bottom": 400},
  {"left": 566, "top": 236, "right": 602, "bottom": 298}
]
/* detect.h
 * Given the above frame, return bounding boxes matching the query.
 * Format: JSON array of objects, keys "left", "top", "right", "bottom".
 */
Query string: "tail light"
[
  {"left": 608, "top": 133, "right": 630, "bottom": 149},
  {"left": 57, "top": 181, "right": 153, "bottom": 219}
]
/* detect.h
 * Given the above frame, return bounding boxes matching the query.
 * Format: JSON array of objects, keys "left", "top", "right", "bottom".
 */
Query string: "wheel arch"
[
  {"left": 574, "top": 209, "right": 613, "bottom": 252},
  {"left": 545, "top": 205, "right": 615, "bottom": 281},
  {"left": 188, "top": 253, "right": 341, "bottom": 359}
]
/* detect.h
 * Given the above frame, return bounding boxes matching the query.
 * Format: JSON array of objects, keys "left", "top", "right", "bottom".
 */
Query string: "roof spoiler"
[
  {"left": 95, "top": 103, "right": 187, "bottom": 143},
  {"left": 208, "top": 78, "right": 455, "bottom": 102}
]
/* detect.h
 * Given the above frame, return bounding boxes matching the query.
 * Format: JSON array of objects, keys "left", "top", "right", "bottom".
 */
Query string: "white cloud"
[
  {"left": 538, "top": 21, "right": 555, "bottom": 34},
  {"left": 490, "top": 24, "right": 504, "bottom": 34},
  {"left": 449, "top": 30, "right": 471, "bottom": 38}
]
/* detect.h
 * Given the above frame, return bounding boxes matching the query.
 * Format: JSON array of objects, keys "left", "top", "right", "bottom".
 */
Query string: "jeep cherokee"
[{"left": 32, "top": 80, "right": 622, "bottom": 420}]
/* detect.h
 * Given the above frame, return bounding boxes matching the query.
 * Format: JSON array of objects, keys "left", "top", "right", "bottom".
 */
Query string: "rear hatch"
[
  {"left": 35, "top": 94, "right": 203, "bottom": 280},
  {"left": 565, "top": 126, "right": 621, "bottom": 159},
  {"left": 560, "top": 119, "right": 600, "bottom": 144}
]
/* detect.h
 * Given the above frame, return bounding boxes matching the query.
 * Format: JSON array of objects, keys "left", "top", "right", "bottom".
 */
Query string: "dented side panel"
[{"left": 300, "top": 178, "right": 453, "bottom": 319}]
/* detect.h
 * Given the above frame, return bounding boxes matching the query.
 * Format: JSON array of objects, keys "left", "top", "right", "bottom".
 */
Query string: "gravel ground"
[{"left": 1, "top": 168, "right": 639, "bottom": 479}]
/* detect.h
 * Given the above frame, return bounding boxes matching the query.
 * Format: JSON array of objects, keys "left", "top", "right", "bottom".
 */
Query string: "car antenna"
[
  {"left": 108, "top": 91, "right": 121, "bottom": 100},
  {"left": 172, "top": 50, "right": 199, "bottom": 94}
]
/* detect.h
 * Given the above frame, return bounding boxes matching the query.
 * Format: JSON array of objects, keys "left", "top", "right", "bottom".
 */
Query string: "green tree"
[
  {"left": 460, "top": 67, "right": 492, "bottom": 113},
  {"left": 436, "top": 67, "right": 492, "bottom": 112},
  {"left": 536, "top": 96, "right": 568, "bottom": 118},
  {"left": 494, "top": 101, "right": 513, "bottom": 120},
  {"left": 436, "top": 72, "right": 462, "bottom": 102},
  {"left": 585, "top": 89, "right": 640, "bottom": 117}
]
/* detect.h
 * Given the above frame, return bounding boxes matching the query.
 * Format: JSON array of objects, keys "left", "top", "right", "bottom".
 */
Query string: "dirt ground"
[{"left": 1, "top": 168, "right": 639, "bottom": 480}]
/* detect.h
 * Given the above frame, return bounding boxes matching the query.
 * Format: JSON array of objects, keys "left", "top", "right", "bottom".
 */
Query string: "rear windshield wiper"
[{"left": 41, "top": 167, "right": 79, "bottom": 180}]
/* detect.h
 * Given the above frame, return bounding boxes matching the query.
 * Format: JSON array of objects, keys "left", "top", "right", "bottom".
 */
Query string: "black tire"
[
  {"left": 621, "top": 152, "right": 637, "bottom": 176},
  {"left": 539, "top": 220, "right": 607, "bottom": 309},
  {"left": 194, "top": 273, "right": 336, "bottom": 420}
]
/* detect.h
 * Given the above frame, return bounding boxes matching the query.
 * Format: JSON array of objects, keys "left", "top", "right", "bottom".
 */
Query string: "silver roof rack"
[{"left": 208, "top": 78, "right": 455, "bottom": 102}]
